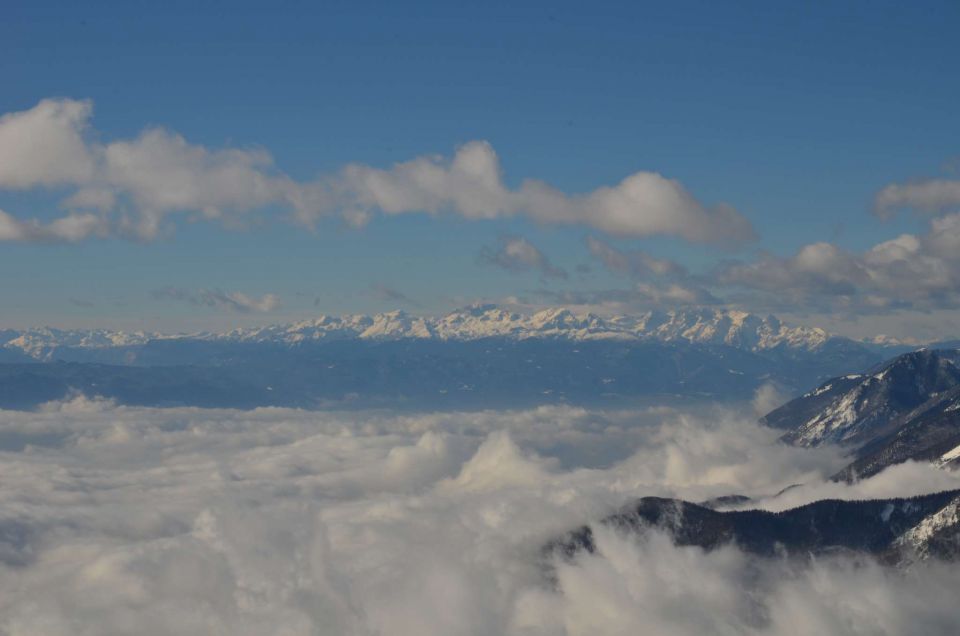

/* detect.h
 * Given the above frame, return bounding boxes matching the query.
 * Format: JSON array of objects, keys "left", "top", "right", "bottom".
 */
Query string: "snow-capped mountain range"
[{"left": 1, "top": 306, "right": 838, "bottom": 361}]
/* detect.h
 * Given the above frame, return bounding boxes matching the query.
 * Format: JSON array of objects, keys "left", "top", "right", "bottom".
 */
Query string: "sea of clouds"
[{"left": 0, "top": 395, "right": 959, "bottom": 635}]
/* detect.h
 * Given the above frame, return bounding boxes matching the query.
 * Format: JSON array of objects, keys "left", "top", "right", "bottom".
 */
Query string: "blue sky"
[{"left": 3, "top": 0, "right": 960, "bottom": 337}]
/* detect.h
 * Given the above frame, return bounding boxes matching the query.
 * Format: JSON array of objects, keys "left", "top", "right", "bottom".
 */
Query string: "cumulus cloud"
[
  {"left": 0, "top": 398, "right": 957, "bottom": 634},
  {"left": 0, "top": 98, "right": 96, "bottom": 189},
  {"left": 0, "top": 98, "right": 756, "bottom": 244},
  {"left": 102, "top": 128, "right": 311, "bottom": 238},
  {"left": 874, "top": 178, "right": 960, "bottom": 218},
  {"left": 337, "top": 141, "right": 755, "bottom": 244},
  {"left": 152, "top": 287, "right": 281, "bottom": 313},
  {"left": 717, "top": 212, "right": 960, "bottom": 313},
  {"left": 0, "top": 100, "right": 313, "bottom": 241},
  {"left": 479, "top": 234, "right": 568, "bottom": 280}
]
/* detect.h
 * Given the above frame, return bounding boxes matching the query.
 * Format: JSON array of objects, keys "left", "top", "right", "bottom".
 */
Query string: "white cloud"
[
  {"left": 874, "top": 178, "right": 960, "bottom": 217},
  {"left": 0, "top": 208, "right": 108, "bottom": 243},
  {"left": 101, "top": 128, "right": 305, "bottom": 238},
  {"left": 0, "top": 397, "right": 956, "bottom": 634},
  {"left": 718, "top": 212, "right": 960, "bottom": 313},
  {"left": 340, "top": 141, "right": 756, "bottom": 243},
  {"left": 0, "top": 98, "right": 95, "bottom": 189},
  {"left": 0, "top": 99, "right": 755, "bottom": 244}
]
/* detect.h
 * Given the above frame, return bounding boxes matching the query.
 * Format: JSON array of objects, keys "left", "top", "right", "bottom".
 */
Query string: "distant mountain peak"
[{"left": 0, "top": 306, "right": 850, "bottom": 362}]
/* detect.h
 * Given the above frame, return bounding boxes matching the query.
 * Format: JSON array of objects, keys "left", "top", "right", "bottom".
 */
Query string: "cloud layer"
[
  {"left": 0, "top": 397, "right": 958, "bottom": 634},
  {"left": 0, "top": 98, "right": 755, "bottom": 244}
]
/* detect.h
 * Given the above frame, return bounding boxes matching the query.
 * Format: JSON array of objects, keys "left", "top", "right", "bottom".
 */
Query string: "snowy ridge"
[
  {"left": 936, "top": 443, "right": 960, "bottom": 467},
  {"left": 550, "top": 490, "right": 960, "bottom": 565},
  {"left": 1, "top": 327, "right": 159, "bottom": 360},
  {"left": 894, "top": 495, "right": 960, "bottom": 559},
  {"left": 776, "top": 350, "right": 960, "bottom": 449},
  {"left": 215, "top": 306, "right": 834, "bottom": 348},
  {"left": 792, "top": 385, "right": 866, "bottom": 446},
  {"left": 0, "top": 306, "right": 837, "bottom": 361}
]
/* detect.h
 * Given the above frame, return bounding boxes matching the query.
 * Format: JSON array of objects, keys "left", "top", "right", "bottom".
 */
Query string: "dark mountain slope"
[{"left": 547, "top": 490, "right": 960, "bottom": 565}]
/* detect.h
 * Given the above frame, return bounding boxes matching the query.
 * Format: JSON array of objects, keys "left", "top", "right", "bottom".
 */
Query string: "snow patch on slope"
[{"left": 895, "top": 496, "right": 960, "bottom": 558}]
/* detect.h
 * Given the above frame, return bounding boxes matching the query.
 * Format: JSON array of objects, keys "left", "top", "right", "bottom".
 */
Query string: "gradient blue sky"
[{"left": 3, "top": 0, "right": 960, "bottom": 337}]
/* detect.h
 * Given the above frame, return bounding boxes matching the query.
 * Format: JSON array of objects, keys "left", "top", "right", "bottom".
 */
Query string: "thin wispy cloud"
[
  {"left": 585, "top": 236, "right": 688, "bottom": 279},
  {"left": 479, "top": 234, "right": 568, "bottom": 281},
  {"left": 152, "top": 287, "right": 281, "bottom": 313},
  {"left": 573, "top": 236, "right": 718, "bottom": 309},
  {"left": 0, "top": 207, "right": 107, "bottom": 243},
  {"left": 370, "top": 283, "right": 419, "bottom": 306}
]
